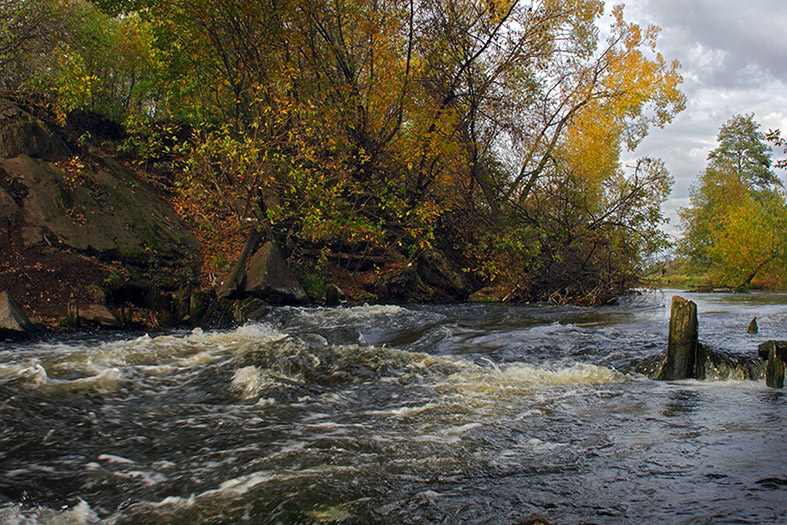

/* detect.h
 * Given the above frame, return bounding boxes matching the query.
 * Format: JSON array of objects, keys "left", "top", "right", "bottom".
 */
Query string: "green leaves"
[
  {"left": 708, "top": 114, "right": 779, "bottom": 190},
  {"left": 6, "top": 0, "right": 688, "bottom": 302},
  {"left": 680, "top": 114, "right": 787, "bottom": 288}
]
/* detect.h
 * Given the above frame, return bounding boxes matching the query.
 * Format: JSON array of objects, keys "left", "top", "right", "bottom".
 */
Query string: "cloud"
[
  {"left": 607, "top": 0, "right": 787, "bottom": 238},
  {"left": 624, "top": 0, "right": 787, "bottom": 86}
]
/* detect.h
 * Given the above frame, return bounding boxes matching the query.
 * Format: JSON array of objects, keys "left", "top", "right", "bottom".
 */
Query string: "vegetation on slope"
[{"left": 1, "top": 0, "right": 689, "bottom": 306}]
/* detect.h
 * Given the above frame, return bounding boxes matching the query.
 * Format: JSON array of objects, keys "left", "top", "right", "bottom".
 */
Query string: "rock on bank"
[{"left": 0, "top": 96, "right": 201, "bottom": 327}]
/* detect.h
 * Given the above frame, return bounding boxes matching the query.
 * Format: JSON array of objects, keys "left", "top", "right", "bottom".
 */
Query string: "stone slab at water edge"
[{"left": 0, "top": 291, "right": 35, "bottom": 338}]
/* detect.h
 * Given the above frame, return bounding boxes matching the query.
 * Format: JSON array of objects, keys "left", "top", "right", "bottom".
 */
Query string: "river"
[{"left": 1, "top": 290, "right": 786, "bottom": 523}]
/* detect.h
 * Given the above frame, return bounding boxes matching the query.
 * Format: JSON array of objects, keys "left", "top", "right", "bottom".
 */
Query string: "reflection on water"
[
  {"left": 1, "top": 291, "right": 786, "bottom": 523},
  {"left": 663, "top": 389, "right": 700, "bottom": 418}
]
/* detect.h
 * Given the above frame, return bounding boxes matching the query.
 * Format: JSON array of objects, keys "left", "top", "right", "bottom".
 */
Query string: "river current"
[{"left": 1, "top": 290, "right": 786, "bottom": 523}]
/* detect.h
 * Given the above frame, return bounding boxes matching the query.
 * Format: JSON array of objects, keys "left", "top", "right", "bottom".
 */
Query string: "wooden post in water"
[
  {"left": 658, "top": 296, "right": 698, "bottom": 380},
  {"left": 757, "top": 341, "right": 786, "bottom": 388}
]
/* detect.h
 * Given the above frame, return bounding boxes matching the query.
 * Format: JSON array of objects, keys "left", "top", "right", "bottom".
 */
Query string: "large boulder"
[
  {"left": 0, "top": 97, "right": 200, "bottom": 268},
  {"left": 0, "top": 291, "right": 35, "bottom": 337},
  {"left": 0, "top": 97, "right": 204, "bottom": 328},
  {"left": 1, "top": 155, "right": 200, "bottom": 265},
  {"left": 243, "top": 242, "right": 307, "bottom": 304},
  {"left": 417, "top": 249, "right": 470, "bottom": 299},
  {"left": 0, "top": 99, "right": 69, "bottom": 161},
  {"left": 372, "top": 264, "right": 420, "bottom": 300},
  {"left": 79, "top": 303, "right": 122, "bottom": 328}
]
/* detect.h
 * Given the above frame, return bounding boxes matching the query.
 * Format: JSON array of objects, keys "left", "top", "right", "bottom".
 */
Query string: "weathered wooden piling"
[
  {"left": 757, "top": 341, "right": 786, "bottom": 388},
  {"left": 114, "top": 306, "right": 133, "bottom": 326},
  {"left": 657, "top": 296, "right": 699, "bottom": 380},
  {"left": 325, "top": 283, "right": 344, "bottom": 306},
  {"left": 66, "top": 295, "right": 79, "bottom": 328}
]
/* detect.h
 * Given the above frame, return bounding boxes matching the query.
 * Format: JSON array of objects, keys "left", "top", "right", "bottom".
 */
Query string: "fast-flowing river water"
[{"left": 1, "top": 290, "right": 787, "bottom": 524}]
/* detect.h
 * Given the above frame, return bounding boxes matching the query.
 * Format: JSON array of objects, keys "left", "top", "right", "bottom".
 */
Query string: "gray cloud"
[
  {"left": 629, "top": 0, "right": 787, "bottom": 86},
  {"left": 606, "top": 0, "right": 787, "bottom": 238}
]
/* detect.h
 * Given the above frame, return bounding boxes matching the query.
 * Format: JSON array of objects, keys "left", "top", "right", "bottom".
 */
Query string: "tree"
[
  {"left": 706, "top": 190, "right": 787, "bottom": 288},
  {"left": 1, "top": 0, "right": 155, "bottom": 124},
  {"left": 141, "top": 0, "right": 684, "bottom": 301},
  {"left": 0, "top": 0, "right": 68, "bottom": 90},
  {"left": 679, "top": 114, "right": 787, "bottom": 288},
  {"left": 708, "top": 114, "right": 778, "bottom": 189},
  {"left": 766, "top": 128, "right": 787, "bottom": 170},
  {"left": 9, "top": 0, "right": 685, "bottom": 301}
]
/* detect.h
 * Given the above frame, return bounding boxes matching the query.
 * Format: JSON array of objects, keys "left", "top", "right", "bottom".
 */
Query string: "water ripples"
[{"left": 2, "top": 292, "right": 787, "bottom": 523}]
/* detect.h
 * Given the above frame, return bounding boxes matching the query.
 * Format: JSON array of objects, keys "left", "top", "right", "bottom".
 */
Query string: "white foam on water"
[
  {"left": 126, "top": 465, "right": 361, "bottom": 519},
  {"left": 13, "top": 364, "right": 123, "bottom": 395},
  {"left": 527, "top": 321, "right": 585, "bottom": 336},
  {"left": 402, "top": 420, "right": 485, "bottom": 445},
  {"left": 313, "top": 304, "right": 406, "bottom": 319},
  {"left": 443, "top": 361, "right": 625, "bottom": 397},
  {"left": 4, "top": 323, "right": 291, "bottom": 394},
  {"left": 152, "top": 495, "right": 195, "bottom": 508},
  {"left": 15, "top": 363, "right": 48, "bottom": 387},
  {"left": 135, "top": 364, "right": 178, "bottom": 376},
  {"left": 169, "top": 350, "right": 223, "bottom": 368},
  {"left": 0, "top": 499, "right": 100, "bottom": 525},
  {"left": 442, "top": 422, "right": 483, "bottom": 437},
  {"left": 123, "top": 470, "right": 169, "bottom": 486},
  {"left": 364, "top": 401, "right": 441, "bottom": 417},
  {"left": 0, "top": 363, "right": 25, "bottom": 379},
  {"left": 234, "top": 322, "right": 288, "bottom": 340},
  {"left": 213, "top": 471, "right": 275, "bottom": 495},
  {"left": 526, "top": 437, "right": 567, "bottom": 453},
  {"left": 109, "top": 323, "right": 286, "bottom": 369},
  {"left": 281, "top": 304, "right": 419, "bottom": 334},
  {"left": 412, "top": 426, "right": 479, "bottom": 445},
  {"left": 230, "top": 365, "right": 278, "bottom": 400},
  {"left": 416, "top": 489, "right": 444, "bottom": 501},
  {"left": 516, "top": 409, "right": 545, "bottom": 419},
  {"left": 4, "top": 468, "right": 33, "bottom": 478},
  {"left": 500, "top": 362, "right": 624, "bottom": 386},
  {"left": 97, "top": 454, "right": 135, "bottom": 464},
  {"left": 270, "top": 440, "right": 307, "bottom": 458}
]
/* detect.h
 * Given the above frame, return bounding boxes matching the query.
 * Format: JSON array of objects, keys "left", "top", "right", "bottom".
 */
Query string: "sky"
[{"left": 601, "top": 0, "right": 787, "bottom": 238}]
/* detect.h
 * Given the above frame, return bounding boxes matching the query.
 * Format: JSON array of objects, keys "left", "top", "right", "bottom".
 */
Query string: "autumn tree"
[
  {"left": 452, "top": 4, "right": 684, "bottom": 303},
  {"left": 135, "top": 0, "right": 684, "bottom": 301},
  {"left": 0, "top": 0, "right": 67, "bottom": 90},
  {"left": 7, "top": 0, "right": 686, "bottom": 301},
  {"left": 705, "top": 190, "right": 787, "bottom": 288},
  {"left": 1, "top": 0, "right": 154, "bottom": 125},
  {"left": 680, "top": 114, "right": 787, "bottom": 288}
]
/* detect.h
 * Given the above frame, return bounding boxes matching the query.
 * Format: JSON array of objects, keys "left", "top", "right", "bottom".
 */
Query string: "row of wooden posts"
[{"left": 662, "top": 295, "right": 785, "bottom": 388}]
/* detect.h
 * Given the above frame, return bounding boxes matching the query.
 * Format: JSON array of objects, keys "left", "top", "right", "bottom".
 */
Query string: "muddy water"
[{"left": 1, "top": 291, "right": 786, "bottom": 523}]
